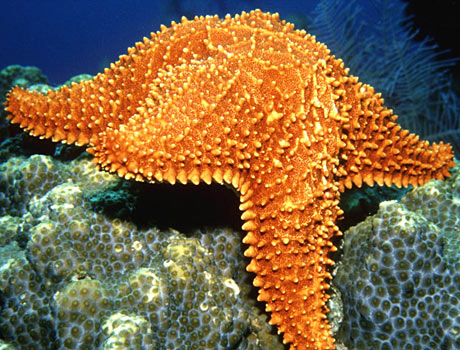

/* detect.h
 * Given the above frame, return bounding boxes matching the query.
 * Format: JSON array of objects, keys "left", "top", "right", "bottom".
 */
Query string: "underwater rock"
[
  {"left": 335, "top": 166, "right": 460, "bottom": 349},
  {"left": 0, "top": 155, "right": 282, "bottom": 350}
]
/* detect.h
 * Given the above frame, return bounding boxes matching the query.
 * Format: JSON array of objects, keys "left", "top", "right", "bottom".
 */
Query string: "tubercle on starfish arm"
[{"left": 4, "top": 9, "right": 455, "bottom": 350}]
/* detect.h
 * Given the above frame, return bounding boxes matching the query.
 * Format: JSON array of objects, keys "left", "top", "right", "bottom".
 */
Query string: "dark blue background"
[
  {"left": 1, "top": 1, "right": 458, "bottom": 85},
  {"left": 0, "top": 0, "right": 318, "bottom": 85}
]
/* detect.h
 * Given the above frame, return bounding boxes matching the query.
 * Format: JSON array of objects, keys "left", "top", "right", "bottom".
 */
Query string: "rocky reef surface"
[{"left": 0, "top": 153, "right": 283, "bottom": 350}]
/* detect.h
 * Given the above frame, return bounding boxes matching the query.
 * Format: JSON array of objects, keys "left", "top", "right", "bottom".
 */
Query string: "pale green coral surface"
[
  {"left": 335, "top": 165, "right": 460, "bottom": 349},
  {"left": 0, "top": 155, "right": 282, "bottom": 350}
]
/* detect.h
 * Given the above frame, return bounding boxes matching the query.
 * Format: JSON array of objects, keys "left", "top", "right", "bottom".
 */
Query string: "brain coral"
[
  {"left": 0, "top": 154, "right": 118, "bottom": 217},
  {"left": 400, "top": 165, "right": 460, "bottom": 266},
  {"left": 0, "top": 155, "right": 282, "bottom": 350},
  {"left": 335, "top": 165, "right": 460, "bottom": 349}
]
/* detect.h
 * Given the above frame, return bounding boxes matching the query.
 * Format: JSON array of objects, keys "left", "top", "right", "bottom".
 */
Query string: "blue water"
[{"left": 0, "top": 0, "right": 317, "bottom": 85}]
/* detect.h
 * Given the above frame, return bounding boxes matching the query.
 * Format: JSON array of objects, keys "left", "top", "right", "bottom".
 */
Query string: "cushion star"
[{"left": 4, "top": 10, "right": 455, "bottom": 350}]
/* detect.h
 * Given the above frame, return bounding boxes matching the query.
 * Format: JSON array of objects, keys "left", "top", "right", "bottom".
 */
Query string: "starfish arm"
[
  {"left": 241, "top": 175, "right": 340, "bottom": 350},
  {"left": 4, "top": 63, "right": 154, "bottom": 148},
  {"left": 5, "top": 84, "right": 93, "bottom": 146},
  {"left": 331, "top": 73, "right": 455, "bottom": 190},
  {"left": 4, "top": 15, "right": 229, "bottom": 148}
]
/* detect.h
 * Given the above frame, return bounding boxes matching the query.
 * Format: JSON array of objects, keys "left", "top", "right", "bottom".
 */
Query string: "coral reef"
[
  {"left": 335, "top": 165, "right": 460, "bottom": 349},
  {"left": 0, "top": 154, "right": 282, "bottom": 350},
  {"left": 5, "top": 149, "right": 459, "bottom": 350},
  {"left": 400, "top": 166, "right": 460, "bottom": 266},
  {"left": 0, "top": 154, "right": 118, "bottom": 217}
]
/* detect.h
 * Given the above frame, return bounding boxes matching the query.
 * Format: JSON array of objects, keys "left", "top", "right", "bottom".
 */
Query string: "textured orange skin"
[{"left": 5, "top": 10, "right": 455, "bottom": 349}]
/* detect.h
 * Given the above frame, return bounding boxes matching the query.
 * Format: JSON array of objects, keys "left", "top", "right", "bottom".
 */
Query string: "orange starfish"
[{"left": 4, "top": 10, "right": 454, "bottom": 349}]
